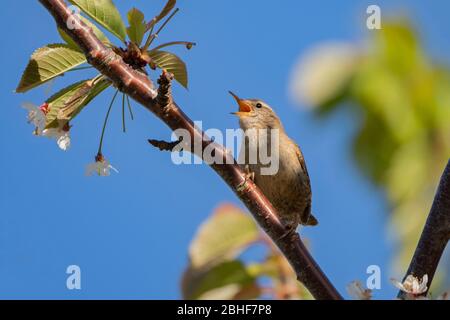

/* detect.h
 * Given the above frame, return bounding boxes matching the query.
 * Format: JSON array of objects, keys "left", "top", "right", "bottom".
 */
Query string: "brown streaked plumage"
[{"left": 230, "top": 91, "right": 318, "bottom": 230}]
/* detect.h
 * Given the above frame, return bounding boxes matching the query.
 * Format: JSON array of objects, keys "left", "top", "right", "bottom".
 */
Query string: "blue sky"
[{"left": 1, "top": 0, "right": 449, "bottom": 299}]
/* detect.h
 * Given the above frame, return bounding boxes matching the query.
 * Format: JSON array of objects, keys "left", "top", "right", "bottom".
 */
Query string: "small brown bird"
[{"left": 229, "top": 91, "right": 318, "bottom": 232}]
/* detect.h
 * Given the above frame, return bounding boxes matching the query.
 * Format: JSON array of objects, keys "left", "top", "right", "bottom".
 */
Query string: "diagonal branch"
[
  {"left": 38, "top": 0, "right": 342, "bottom": 300},
  {"left": 398, "top": 160, "right": 450, "bottom": 298}
]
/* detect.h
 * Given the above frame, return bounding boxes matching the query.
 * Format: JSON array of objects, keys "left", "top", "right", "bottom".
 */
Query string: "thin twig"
[{"left": 38, "top": 0, "right": 342, "bottom": 300}]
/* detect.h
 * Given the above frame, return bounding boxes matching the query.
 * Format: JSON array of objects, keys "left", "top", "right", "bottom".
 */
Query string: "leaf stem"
[
  {"left": 122, "top": 92, "right": 126, "bottom": 133},
  {"left": 91, "top": 74, "right": 105, "bottom": 85},
  {"left": 98, "top": 89, "right": 119, "bottom": 155},
  {"left": 142, "top": 8, "right": 180, "bottom": 51},
  {"left": 147, "top": 23, "right": 155, "bottom": 37},
  {"left": 151, "top": 41, "right": 196, "bottom": 51},
  {"left": 126, "top": 95, "right": 134, "bottom": 120}
]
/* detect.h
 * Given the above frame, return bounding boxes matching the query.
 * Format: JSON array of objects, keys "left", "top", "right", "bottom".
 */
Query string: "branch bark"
[
  {"left": 38, "top": 0, "right": 342, "bottom": 300},
  {"left": 398, "top": 160, "right": 450, "bottom": 298}
]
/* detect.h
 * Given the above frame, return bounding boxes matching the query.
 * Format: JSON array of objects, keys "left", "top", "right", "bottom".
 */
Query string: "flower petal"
[
  {"left": 108, "top": 164, "right": 119, "bottom": 174},
  {"left": 85, "top": 163, "right": 98, "bottom": 176},
  {"left": 57, "top": 133, "right": 71, "bottom": 151},
  {"left": 21, "top": 102, "right": 37, "bottom": 111},
  {"left": 391, "top": 278, "right": 407, "bottom": 292},
  {"left": 420, "top": 274, "right": 428, "bottom": 291}
]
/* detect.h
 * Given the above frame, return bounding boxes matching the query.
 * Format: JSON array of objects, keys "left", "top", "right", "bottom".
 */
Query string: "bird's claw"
[
  {"left": 236, "top": 180, "right": 248, "bottom": 192},
  {"left": 244, "top": 165, "right": 255, "bottom": 181},
  {"left": 278, "top": 224, "right": 298, "bottom": 241},
  {"left": 236, "top": 165, "right": 255, "bottom": 193}
]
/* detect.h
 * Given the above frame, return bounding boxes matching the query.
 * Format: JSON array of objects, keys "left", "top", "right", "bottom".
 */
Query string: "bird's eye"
[{"left": 255, "top": 103, "right": 263, "bottom": 109}]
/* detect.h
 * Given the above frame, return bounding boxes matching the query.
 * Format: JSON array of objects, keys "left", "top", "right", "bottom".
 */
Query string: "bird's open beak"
[{"left": 229, "top": 91, "right": 252, "bottom": 116}]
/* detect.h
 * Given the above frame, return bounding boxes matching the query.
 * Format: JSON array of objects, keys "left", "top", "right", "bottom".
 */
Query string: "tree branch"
[
  {"left": 398, "top": 159, "right": 450, "bottom": 298},
  {"left": 38, "top": 0, "right": 342, "bottom": 300}
]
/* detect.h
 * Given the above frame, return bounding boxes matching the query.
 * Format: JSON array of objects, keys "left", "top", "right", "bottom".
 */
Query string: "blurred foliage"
[
  {"left": 181, "top": 204, "right": 313, "bottom": 300},
  {"left": 291, "top": 19, "right": 450, "bottom": 283}
]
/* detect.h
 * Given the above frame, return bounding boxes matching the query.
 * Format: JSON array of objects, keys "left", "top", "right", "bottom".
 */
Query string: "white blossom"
[
  {"left": 42, "top": 123, "right": 71, "bottom": 151},
  {"left": 346, "top": 280, "right": 372, "bottom": 300},
  {"left": 85, "top": 154, "right": 118, "bottom": 177},
  {"left": 391, "top": 274, "right": 428, "bottom": 296},
  {"left": 22, "top": 102, "right": 48, "bottom": 135}
]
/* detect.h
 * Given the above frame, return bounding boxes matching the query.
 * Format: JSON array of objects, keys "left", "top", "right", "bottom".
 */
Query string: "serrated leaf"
[
  {"left": 181, "top": 260, "right": 260, "bottom": 300},
  {"left": 188, "top": 204, "right": 260, "bottom": 269},
  {"left": 147, "top": 0, "right": 176, "bottom": 31},
  {"left": 58, "top": 16, "right": 110, "bottom": 50},
  {"left": 127, "top": 8, "right": 146, "bottom": 46},
  {"left": 16, "top": 44, "right": 87, "bottom": 93},
  {"left": 45, "top": 76, "right": 111, "bottom": 127},
  {"left": 148, "top": 50, "right": 188, "bottom": 88},
  {"left": 68, "top": 0, "right": 126, "bottom": 41}
]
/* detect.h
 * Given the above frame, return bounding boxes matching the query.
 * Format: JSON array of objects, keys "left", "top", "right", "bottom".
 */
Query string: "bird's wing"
[
  {"left": 295, "top": 145, "right": 310, "bottom": 182},
  {"left": 295, "top": 144, "right": 314, "bottom": 224}
]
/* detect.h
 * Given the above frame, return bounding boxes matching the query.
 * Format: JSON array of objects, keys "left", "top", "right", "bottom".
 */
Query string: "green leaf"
[
  {"left": 16, "top": 44, "right": 87, "bottom": 93},
  {"left": 147, "top": 0, "right": 176, "bottom": 31},
  {"left": 148, "top": 50, "right": 189, "bottom": 88},
  {"left": 181, "top": 260, "right": 260, "bottom": 300},
  {"left": 45, "top": 76, "right": 111, "bottom": 127},
  {"left": 127, "top": 8, "right": 146, "bottom": 46},
  {"left": 58, "top": 16, "right": 110, "bottom": 50},
  {"left": 188, "top": 204, "right": 260, "bottom": 269},
  {"left": 68, "top": 0, "right": 126, "bottom": 41}
]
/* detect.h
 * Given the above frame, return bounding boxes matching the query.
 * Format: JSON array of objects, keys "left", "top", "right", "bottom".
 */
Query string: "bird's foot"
[
  {"left": 237, "top": 165, "right": 255, "bottom": 192},
  {"left": 278, "top": 224, "right": 298, "bottom": 241}
]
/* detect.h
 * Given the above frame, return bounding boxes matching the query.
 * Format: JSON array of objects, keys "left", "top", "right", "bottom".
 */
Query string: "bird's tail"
[{"left": 305, "top": 214, "right": 319, "bottom": 226}]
